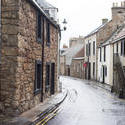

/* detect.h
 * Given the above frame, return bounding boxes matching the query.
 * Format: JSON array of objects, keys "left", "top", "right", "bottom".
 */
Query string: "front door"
[
  {"left": 102, "top": 66, "right": 105, "bottom": 83},
  {"left": 51, "top": 63, "right": 55, "bottom": 95}
]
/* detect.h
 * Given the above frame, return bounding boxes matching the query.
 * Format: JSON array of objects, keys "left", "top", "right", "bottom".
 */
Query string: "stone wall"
[
  {"left": 0, "top": 0, "right": 19, "bottom": 115},
  {"left": 0, "top": 0, "right": 59, "bottom": 116},
  {"left": 70, "top": 59, "right": 85, "bottom": 79}
]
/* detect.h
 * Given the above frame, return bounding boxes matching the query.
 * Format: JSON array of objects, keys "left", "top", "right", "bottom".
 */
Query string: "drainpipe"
[{"left": 41, "top": 18, "right": 45, "bottom": 102}]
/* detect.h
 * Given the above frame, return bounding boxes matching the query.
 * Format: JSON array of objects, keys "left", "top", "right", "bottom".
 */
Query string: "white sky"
[{"left": 47, "top": 0, "right": 121, "bottom": 47}]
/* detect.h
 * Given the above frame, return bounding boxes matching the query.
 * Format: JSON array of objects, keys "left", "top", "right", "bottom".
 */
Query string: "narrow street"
[{"left": 48, "top": 76, "right": 125, "bottom": 125}]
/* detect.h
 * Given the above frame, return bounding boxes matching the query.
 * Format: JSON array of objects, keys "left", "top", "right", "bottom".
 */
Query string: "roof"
[
  {"left": 36, "top": 0, "right": 57, "bottom": 9},
  {"left": 29, "top": 0, "right": 59, "bottom": 28},
  {"left": 99, "top": 24, "right": 125, "bottom": 47},
  {"left": 113, "top": 25, "right": 125, "bottom": 42},
  {"left": 85, "top": 20, "right": 111, "bottom": 38},
  {"left": 73, "top": 47, "right": 84, "bottom": 58},
  {"left": 63, "top": 44, "right": 84, "bottom": 65}
]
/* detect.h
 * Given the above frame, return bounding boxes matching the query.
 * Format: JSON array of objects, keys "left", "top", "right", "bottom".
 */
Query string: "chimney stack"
[{"left": 102, "top": 18, "right": 108, "bottom": 24}]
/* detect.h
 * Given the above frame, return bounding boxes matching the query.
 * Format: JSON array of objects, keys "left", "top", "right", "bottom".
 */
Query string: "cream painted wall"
[
  {"left": 98, "top": 44, "right": 113, "bottom": 86},
  {"left": 85, "top": 34, "right": 97, "bottom": 80}
]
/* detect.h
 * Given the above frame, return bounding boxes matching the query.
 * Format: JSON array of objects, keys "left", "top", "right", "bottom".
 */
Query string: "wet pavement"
[{"left": 48, "top": 76, "right": 125, "bottom": 125}]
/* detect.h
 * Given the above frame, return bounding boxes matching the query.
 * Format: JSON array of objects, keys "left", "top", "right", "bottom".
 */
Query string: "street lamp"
[
  {"left": 58, "top": 19, "right": 67, "bottom": 92},
  {"left": 61, "top": 18, "right": 67, "bottom": 31}
]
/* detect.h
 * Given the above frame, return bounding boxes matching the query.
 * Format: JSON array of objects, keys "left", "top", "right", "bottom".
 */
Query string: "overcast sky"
[{"left": 47, "top": 0, "right": 121, "bottom": 47}]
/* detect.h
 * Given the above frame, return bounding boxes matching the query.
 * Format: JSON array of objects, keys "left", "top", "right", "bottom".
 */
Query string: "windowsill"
[
  {"left": 37, "top": 38, "right": 42, "bottom": 44},
  {"left": 34, "top": 89, "right": 41, "bottom": 96},
  {"left": 46, "top": 42, "right": 50, "bottom": 47}
]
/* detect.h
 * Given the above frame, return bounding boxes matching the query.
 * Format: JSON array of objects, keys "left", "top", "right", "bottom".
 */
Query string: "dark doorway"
[
  {"left": 51, "top": 63, "right": 55, "bottom": 95},
  {"left": 88, "top": 63, "right": 91, "bottom": 80},
  {"left": 68, "top": 67, "right": 70, "bottom": 76},
  {"left": 102, "top": 66, "right": 105, "bottom": 83}
]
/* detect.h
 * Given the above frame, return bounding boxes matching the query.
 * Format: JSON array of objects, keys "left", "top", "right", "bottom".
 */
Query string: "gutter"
[{"left": 28, "top": 0, "right": 60, "bottom": 30}]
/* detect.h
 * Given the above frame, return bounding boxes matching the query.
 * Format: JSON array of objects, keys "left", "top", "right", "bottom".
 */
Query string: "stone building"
[
  {"left": 60, "top": 46, "right": 68, "bottom": 75},
  {"left": 0, "top": 0, "right": 60, "bottom": 116},
  {"left": 98, "top": 24, "right": 125, "bottom": 97},
  {"left": 85, "top": 2, "right": 125, "bottom": 81},
  {"left": 61, "top": 36, "right": 84, "bottom": 76},
  {"left": 70, "top": 47, "right": 85, "bottom": 79}
]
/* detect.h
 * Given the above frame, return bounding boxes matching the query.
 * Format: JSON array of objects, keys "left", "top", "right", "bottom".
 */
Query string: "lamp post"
[{"left": 58, "top": 19, "right": 67, "bottom": 92}]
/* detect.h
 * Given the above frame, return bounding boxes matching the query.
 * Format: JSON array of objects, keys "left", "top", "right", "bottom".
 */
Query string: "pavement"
[{"left": 0, "top": 87, "right": 68, "bottom": 125}]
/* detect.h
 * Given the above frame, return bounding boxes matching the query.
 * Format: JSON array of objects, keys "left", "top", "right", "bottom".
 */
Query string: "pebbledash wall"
[{"left": 0, "top": 0, "right": 59, "bottom": 115}]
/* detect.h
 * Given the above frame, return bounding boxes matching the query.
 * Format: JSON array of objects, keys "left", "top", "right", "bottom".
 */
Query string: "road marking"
[{"left": 35, "top": 107, "right": 60, "bottom": 125}]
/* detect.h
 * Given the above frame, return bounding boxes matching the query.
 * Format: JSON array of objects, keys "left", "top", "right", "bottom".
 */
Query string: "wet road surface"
[{"left": 48, "top": 76, "right": 125, "bottom": 125}]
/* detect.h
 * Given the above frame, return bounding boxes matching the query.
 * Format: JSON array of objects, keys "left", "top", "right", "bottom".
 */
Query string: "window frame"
[
  {"left": 37, "top": 11, "right": 43, "bottom": 43},
  {"left": 104, "top": 46, "right": 106, "bottom": 62},
  {"left": 100, "top": 48, "right": 102, "bottom": 62},
  {"left": 93, "top": 41, "right": 95, "bottom": 55},
  {"left": 45, "top": 62, "right": 51, "bottom": 92},
  {"left": 46, "top": 20, "right": 50, "bottom": 46},
  {"left": 34, "top": 60, "right": 42, "bottom": 95}
]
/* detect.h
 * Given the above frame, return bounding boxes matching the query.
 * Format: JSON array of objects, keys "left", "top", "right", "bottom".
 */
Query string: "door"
[
  {"left": 68, "top": 67, "right": 70, "bottom": 76},
  {"left": 51, "top": 63, "right": 55, "bottom": 95},
  {"left": 88, "top": 63, "right": 91, "bottom": 80},
  {"left": 102, "top": 66, "right": 105, "bottom": 83}
]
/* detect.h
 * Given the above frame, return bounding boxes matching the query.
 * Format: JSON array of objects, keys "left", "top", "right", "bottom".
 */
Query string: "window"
[
  {"left": 121, "top": 41, "right": 123, "bottom": 55},
  {"left": 121, "top": 40, "right": 125, "bottom": 56},
  {"left": 105, "top": 66, "right": 107, "bottom": 77},
  {"left": 86, "top": 44, "right": 88, "bottom": 56},
  {"left": 37, "top": 11, "right": 43, "bottom": 43},
  {"left": 93, "top": 41, "right": 95, "bottom": 55},
  {"left": 89, "top": 43, "right": 91, "bottom": 56},
  {"left": 116, "top": 43, "right": 118, "bottom": 53},
  {"left": 34, "top": 60, "right": 42, "bottom": 94},
  {"left": 100, "top": 48, "right": 102, "bottom": 62},
  {"left": 93, "top": 62, "right": 95, "bottom": 77},
  {"left": 46, "top": 63, "right": 50, "bottom": 92},
  {"left": 104, "top": 46, "right": 106, "bottom": 62},
  {"left": 46, "top": 21, "right": 50, "bottom": 46}
]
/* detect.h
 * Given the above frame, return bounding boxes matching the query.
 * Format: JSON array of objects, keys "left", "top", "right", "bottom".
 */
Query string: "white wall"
[
  {"left": 85, "top": 34, "right": 97, "bottom": 80},
  {"left": 98, "top": 44, "right": 113, "bottom": 86}
]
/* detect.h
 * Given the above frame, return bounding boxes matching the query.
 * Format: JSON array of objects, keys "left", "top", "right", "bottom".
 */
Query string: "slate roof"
[
  {"left": 73, "top": 47, "right": 84, "bottom": 59},
  {"left": 36, "top": 0, "right": 57, "bottom": 9},
  {"left": 63, "top": 44, "right": 84, "bottom": 65},
  {"left": 100, "top": 24, "right": 125, "bottom": 47},
  {"left": 113, "top": 25, "right": 125, "bottom": 42},
  {"left": 85, "top": 20, "right": 111, "bottom": 38},
  {"left": 29, "top": 0, "right": 59, "bottom": 28}
]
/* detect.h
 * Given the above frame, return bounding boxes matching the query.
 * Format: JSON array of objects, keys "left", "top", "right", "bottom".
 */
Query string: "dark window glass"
[
  {"left": 89, "top": 43, "right": 91, "bottom": 56},
  {"left": 46, "top": 63, "right": 50, "bottom": 92},
  {"left": 105, "top": 66, "right": 107, "bottom": 77},
  {"left": 104, "top": 46, "right": 106, "bottom": 62},
  {"left": 93, "top": 41, "right": 95, "bottom": 55},
  {"left": 100, "top": 48, "right": 102, "bottom": 62},
  {"left": 121, "top": 41, "right": 123, "bottom": 55},
  {"left": 37, "top": 11, "right": 43, "bottom": 43},
  {"left": 86, "top": 44, "right": 88, "bottom": 56},
  {"left": 34, "top": 60, "right": 42, "bottom": 94},
  {"left": 116, "top": 43, "right": 118, "bottom": 53},
  {"left": 46, "top": 21, "right": 50, "bottom": 46},
  {"left": 93, "top": 62, "right": 95, "bottom": 77}
]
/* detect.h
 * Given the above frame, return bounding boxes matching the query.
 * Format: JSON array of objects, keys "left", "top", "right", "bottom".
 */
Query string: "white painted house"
[{"left": 98, "top": 25, "right": 125, "bottom": 89}]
